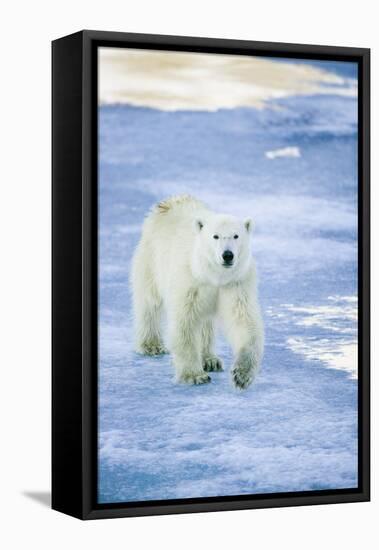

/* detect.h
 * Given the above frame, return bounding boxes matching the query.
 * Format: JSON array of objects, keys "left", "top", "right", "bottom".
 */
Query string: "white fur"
[{"left": 130, "top": 195, "right": 264, "bottom": 389}]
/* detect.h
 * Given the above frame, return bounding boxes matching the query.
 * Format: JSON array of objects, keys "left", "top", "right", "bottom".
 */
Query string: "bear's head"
[{"left": 192, "top": 213, "right": 253, "bottom": 284}]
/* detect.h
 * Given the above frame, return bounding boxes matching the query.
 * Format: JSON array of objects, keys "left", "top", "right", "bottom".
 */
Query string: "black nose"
[{"left": 222, "top": 250, "right": 234, "bottom": 264}]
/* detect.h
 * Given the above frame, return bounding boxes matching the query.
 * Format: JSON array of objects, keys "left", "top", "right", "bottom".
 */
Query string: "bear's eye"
[
  {"left": 234, "top": 234, "right": 239, "bottom": 239},
  {"left": 213, "top": 235, "right": 219, "bottom": 240}
]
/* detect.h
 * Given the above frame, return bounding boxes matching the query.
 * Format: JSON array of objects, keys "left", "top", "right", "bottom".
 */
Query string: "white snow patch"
[
  {"left": 283, "top": 297, "right": 357, "bottom": 333},
  {"left": 269, "top": 296, "right": 358, "bottom": 378},
  {"left": 265, "top": 146, "right": 301, "bottom": 159},
  {"left": 287, "top": 338, "right": 357, "bottom": 378}
]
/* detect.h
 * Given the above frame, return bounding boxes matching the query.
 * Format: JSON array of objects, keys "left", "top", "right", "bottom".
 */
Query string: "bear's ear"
[
  {"left": 244, "top": 218, "right": 253, "bottom": 233},
  {"left": 194, "top": 219, "right": 204, "bottom": 232}
]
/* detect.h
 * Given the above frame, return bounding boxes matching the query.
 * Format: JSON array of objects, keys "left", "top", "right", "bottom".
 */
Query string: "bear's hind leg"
[
  {"left": 201, "top": 320, "right": 223, "bottom": 372},
  {"left": 132, "top": 254, "right": 167, "bottom": 356},
  {"left": 135, "top": 300, "right": 168, "bottom": 356}
]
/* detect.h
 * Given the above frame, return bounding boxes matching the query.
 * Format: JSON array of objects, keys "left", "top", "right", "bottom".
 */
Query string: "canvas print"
[{"left": 98, "top": 48, "right": 358, "bottom": 504}]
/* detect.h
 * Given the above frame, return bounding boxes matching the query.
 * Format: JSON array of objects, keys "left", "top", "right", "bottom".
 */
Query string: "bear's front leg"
[
  {"left": 231, "top": 348, "right": 260, "bottom": 389},
  {"left": 219, "top": 277, "right": 264, "bottom": 390},
  {"left": 201, "top": 320, "right": 223, "bottom": 372},
  {"left": 169, "top": 288, "right": 211, "bottom": 385}
]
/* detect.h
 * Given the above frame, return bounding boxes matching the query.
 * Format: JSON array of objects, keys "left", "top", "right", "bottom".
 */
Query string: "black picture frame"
[{"left": 52, "top": 30, "right": 370, "bottom": 520}]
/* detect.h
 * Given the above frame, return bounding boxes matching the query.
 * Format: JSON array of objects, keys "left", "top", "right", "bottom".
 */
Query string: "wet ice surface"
[{"left": 98, "top": 84, "right": 358, "bottom": 502}]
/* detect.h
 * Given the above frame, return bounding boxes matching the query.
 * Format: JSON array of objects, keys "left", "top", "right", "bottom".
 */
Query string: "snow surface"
[{"left": 98, "top": 60, "right": 358, "bottom": 503}]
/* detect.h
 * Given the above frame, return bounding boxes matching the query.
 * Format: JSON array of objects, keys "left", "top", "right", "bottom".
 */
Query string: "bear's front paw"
[
  {"left": 232, "top": 366, "right": 253, "bottom": 389},
  {"left": 139, "top": 340, "right": 169, "bottom": 356},
  {"left": 203, "top": 355, "right": 224, "bottom": 372},
  {"left": 178, "top": 371, "right": 211, "bottom": 385},
  {"left": 231, "top": 353, "right": 258, "bottom": 390}
]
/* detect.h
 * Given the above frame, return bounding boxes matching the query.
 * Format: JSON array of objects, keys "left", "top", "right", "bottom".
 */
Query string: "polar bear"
[{"left": 131, "top": 195, "right": 264, "bottom": 389}]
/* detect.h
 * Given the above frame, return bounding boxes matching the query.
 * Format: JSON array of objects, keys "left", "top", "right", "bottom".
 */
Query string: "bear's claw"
[
  {"left": 203, "top": 356, "right": 224, "bottom": 372},
  {"left": 232, "top": 367, "right": 253, "bottom": 389},
  {"left": 231, "top": 351, "right": 259, "bottom": 390}
]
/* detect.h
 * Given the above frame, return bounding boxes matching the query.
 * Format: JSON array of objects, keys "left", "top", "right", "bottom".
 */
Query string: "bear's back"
[{"left": 139, "top": 195, "right": 210, "bottom": 293}]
